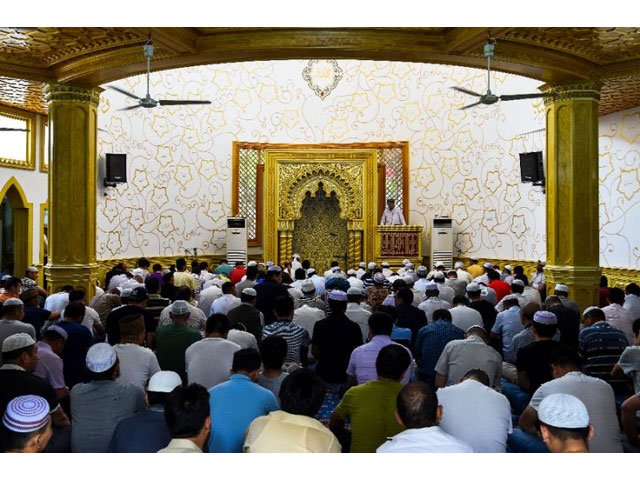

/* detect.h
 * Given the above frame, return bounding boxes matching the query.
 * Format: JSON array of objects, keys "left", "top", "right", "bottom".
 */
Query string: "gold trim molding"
[
  {"left": 541, "top": 81, "right": 603, "bottom": 105},
  {"left": 44, "top": 83, "right": 102, "bottom": 107}
]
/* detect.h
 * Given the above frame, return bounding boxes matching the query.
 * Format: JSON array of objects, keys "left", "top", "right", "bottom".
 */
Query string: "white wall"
[{"left": 95, "top": 60, "right": 639, "bottom": 268}]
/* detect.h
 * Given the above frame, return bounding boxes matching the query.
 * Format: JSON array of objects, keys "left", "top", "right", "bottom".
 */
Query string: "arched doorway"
[
  {"left": 292, "top": 183, "right": 348, "bottom": 273},
  {"left": 0, "top": 177, "right": 32, "bottom": 276}
]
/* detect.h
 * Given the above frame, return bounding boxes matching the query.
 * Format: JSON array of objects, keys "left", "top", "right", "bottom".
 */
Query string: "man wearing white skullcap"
[
  {"left": 0, "top": 298, "right": 36, "bottom": 365},
  {"left": 355, "top": 262, "right": 367, "bottom": 279},
  {"left": 0, "top": 395, "right": 52, "bottom": 452},
  {"left": 454, "top": 261, "right": 473, "bottom": 284},
  {"left": 70, "top": 343, "right": 146, "bottom": 452},
  {"left": 553, "top": 283, "right": 580, "bottom": 316},
  {"left": 538, "top": 393, "right": 593, "bottom": 453},
  {"left": 417, "top": 283, "right": 452, "bottom": 324},
  {"left": 346, "top": 269, "right": 364, "bottom": 290},
  {"left": 311, "top": 289, "right": 362, "bottom": 387},
  {"left": 0, "top": 332, "right": 71, "bottom": 451},
  {"left": 515, "top": 310, "right": 561, "bottom": 395},
  {"left": 292, "top": 281, "right": 326, "bottom": 338},
  {"left": 513, "top": 346, "right": 622, "bottom": 453}
]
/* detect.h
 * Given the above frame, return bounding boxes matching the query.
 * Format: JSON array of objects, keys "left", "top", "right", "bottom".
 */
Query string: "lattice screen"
[
  {"left": 382, "top": 147, "right": 404, "bottom": 212},
  {"left": 237, "top": 148, "right": 261, "bottom": 240}
]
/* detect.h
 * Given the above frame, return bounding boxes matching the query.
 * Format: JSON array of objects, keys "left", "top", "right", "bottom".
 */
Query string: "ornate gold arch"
[{"left": 264, "top": 149, "right": 377, "bottom": 267}]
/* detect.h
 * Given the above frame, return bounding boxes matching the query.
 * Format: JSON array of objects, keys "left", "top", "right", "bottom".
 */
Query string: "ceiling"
[{"left": 0, "top": 27, "right": 639, "bottom": 116}]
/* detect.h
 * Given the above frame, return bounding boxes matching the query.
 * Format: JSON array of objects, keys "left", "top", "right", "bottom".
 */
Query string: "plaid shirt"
[{"left": 415, "top": 320, "right": 464, "bottom": 384}]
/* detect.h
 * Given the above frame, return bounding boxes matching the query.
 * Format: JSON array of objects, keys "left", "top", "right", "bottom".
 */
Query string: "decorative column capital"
[
  {"left": 45, "top": 82, "right": 103, "bottom": 107},
  {"left": 540, "top": 81, "right": 603, "bottom": 106}
]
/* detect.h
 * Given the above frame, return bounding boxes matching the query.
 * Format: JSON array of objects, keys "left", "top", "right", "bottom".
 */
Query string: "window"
[{"left": 0, "top": 106, "right": 36, "bottom": 170}]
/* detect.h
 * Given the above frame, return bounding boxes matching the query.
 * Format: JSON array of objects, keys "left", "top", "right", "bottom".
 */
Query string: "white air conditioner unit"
[
  {"left": 431, "top": 218, "right": 453, "bottom": 269},
  {"left": 226, "top": 217, "right": 247, "bottom": 264}
]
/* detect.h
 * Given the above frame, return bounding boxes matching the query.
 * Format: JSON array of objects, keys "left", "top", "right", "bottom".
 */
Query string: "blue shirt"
[
  {"left": 579, "top": 321, "right": 629, "bottom": 388},
  {"left": 391, "top": 325, "right": 412, "bottom": 342},
  {"left": 208, "top": 373, "right": 279, "bottom": 453},
  {"left": 415, "top": 320, "right": 464, "bottom": 385},
  {"left": 491, "top": 306, "right": 524, "bottom": 363},
  {"left": 58, "top": 320, "right": 93, "bottom": 388},
  {"left": 108, "top": 405, "right": 171, "bottom": 453}
]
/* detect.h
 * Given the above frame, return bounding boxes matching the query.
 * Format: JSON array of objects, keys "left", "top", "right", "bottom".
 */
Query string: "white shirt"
[
  {"left": 44, "top": 291, "right": 69, "bottom": 313},
  {"left": 196, "top": 285, "right": 222, "bottom": 316},
  {"left": 602, "top": 303, "right": 635, "bottom": 345},
  {"left": 380, "top": 207, "right": 406, "bottom": 226},
  {"left": 309, "top": 276, "right": 325, "bottom": 295},
  {"left": 531, "top": 272, "right": 545, "bottom": 289},
  {"left": 411, "top": 288, "right": 426, "bottom": 308},
  {"left": 227, "top": 329, "right": 258, "bottom": 350},
  {"left": 624, "top": 294, "right": 640, "bottom": 321},
  {"left": 347, "top": 277, "right": 364, "bottom": 289},
  {"left": 418, "top": 297, "right": 452, "bottom": 323},
  {"left": 521, "top": 286, "right": 542, "bottom": 306},
  {"left": 159, "top": 302, "right": 207, "bottom": 332},
  {"left": 64, "top": 306, "right": 101, "bottom": 336},
  {"left": 456, "top": 269, "right": 473, "bottom": 285},
  {"left": 449, "top": 305, "right": 483, "bottom": 333},
  {"left": 106, "top": 274, "right": 129, "bottom": 292},
  {"left": 345, "top": 303, "right": 371, "bottom": 343},
  {"left": 530, "top": 371, "right": 623, "bottom": 453},
  {"left": 210, "top": 294, "right": 241, "bottom": 316},
  {"left": 185, "top": 337, "right": 241, "bottom": 390},
  {"left": 377, "top": 426, "right": 473, "bottom": 453},
  {"left": 414, "top": 278, "right": 430, "bottom": 293},
  {"left": 437, "top": 379, "right": 512, "bottom": 453},
  {"left": 495, "top": 292, "right": 527, "bottom": 312},
  {"left": 293, "top": 305, "right": 326, "bottom": 337},
  {"left": 435, "top": 283, "right": 455, "bottom": 305},
  {"left": 113, "top": 343, "right": 161, "bottom": 389},
  {"left": 618, "top": 345, "right": 640, "bottom": 394},
  {"left": 480, "top": 286, "right": 497, "bottom": 305},
  {"left": 434, "top": 336, "right": 502, "bottom": 388}
]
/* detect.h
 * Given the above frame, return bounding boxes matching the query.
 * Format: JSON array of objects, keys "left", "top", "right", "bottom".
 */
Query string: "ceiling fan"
[
  {"left": 107, "top": 38, "right": 211, "bottom": 111},
  {"left": 0, "top": 127, "right": 28, "bottom": 132},
  {"left": 452, "top": 38, "right": 549, "bottom": 110}
]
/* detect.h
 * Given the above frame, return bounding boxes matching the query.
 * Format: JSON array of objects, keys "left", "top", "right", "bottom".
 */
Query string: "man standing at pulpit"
[{"left": 380, "top": 198, "right": 406, "bottom": 226}]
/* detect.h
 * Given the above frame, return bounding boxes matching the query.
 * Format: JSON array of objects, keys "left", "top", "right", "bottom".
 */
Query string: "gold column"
[
  {"left": 541, "top": 81, "right": 601, "bottom": 309},
  {"left": 44, "top": 83, "right": 102, "bottom": 297},
  {"left": 348, "top": 229, "right": 363, "bottom": 269},
  {"left": 277, "top": 224, "right": 293, "bottom": 265}
]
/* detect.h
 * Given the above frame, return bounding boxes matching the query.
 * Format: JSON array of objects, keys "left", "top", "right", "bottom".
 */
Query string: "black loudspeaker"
[
  {"left": 104, "top": 153, "right": 127, "bottom": 187},
  {"left": 519, "top": 151, "right": 544, "bottom": 184}
]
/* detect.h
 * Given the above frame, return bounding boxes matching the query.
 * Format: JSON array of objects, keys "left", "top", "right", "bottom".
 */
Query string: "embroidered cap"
[
  {"left": 301, "top": 280, "right": 316, "bottom": 294},
  {"left": 347, "top": 287, "right": 363, "bottom": 296},
  {"left": 44, "top": 324, "right": 68, "bottom": 340},
  {"left": 2, "top": 333, "right": 35, "bottom": 353},
  {"left": 328, "top": 290, "right": 348, "bottom": 302},
  {"left": 3, "top": 298, "right": 23, "bottom": 307},
  {"left": 425, "top": 283, "right": 438, "bottom": 292},
  {"left": 86, "top": 343, "right": 117, "bottom": 373},
  {"left": 2, "top": 395, "right": 50, "bottom": 433},
  {"left": 171, "top": 300, "right": 190, "bottom": 316},
  {"left": 373, "top": 273, "right": 386, "bottom": 285},
  {"left": 466, "top": 283, "right": 481, "bottom": 293},
  {"left": 533, "top": 310, "right": 558, "bottom": 325},
  {"left": 538, "top": 393, "right": 589, "bottom": 429},
  {"left": 454, "top": 261, "right": 464, "bottom": 269},
  {"left": 554, "top": 284, "right": 569, "bottom": 293},
  {"left": 582, "top": 306, "right": 599, "bottom": 318},
  {"left": 367, "top": 262, "right": 377, "bottom": 270},
  {"left": 511, "top": 279, "right": 525, "bottom": 287}
]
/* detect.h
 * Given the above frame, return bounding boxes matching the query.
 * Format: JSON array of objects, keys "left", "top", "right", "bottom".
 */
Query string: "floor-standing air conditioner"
[
  {"left": 431, "top": 218, "right": 453, "bottom": 270},
  {"left": 226, "top": 217, "right": 247, "bottom": 263}
]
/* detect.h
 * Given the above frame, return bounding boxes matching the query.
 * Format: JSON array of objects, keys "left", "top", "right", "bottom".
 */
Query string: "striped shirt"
[
  {"left": 579, "top": 321, "right": 629, "bottom": 391},
  {"left": 262, "top": 320, "right": 310, "bottom": 364}
]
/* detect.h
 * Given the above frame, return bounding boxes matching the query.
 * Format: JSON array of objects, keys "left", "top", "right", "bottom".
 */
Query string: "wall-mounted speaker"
[
  {"left": 519, "top": 151, "right": 544, "bottom": 184},
  {"left": 104, "top": 153, "right": 127, "bottom": 187}
]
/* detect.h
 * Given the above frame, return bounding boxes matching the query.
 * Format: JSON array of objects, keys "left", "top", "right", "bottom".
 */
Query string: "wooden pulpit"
[{"left": 375, "top": 225, "right": 423, "bottom": 267}]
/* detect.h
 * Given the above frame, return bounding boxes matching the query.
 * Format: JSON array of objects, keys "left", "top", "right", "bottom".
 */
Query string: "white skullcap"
[
  {"left": 86, "top": 343, "right": 117, "bottom": 373},
  {"left": 2, "top": 395, "right": 50, "bottom": 433},
  {"left": 328, "top": 290, "right": 348, "bottom": 302},
  {"left": 44, "top": 324, "right": 68, "bottom": 340},
  {"left": 293, "top": 253, "right": 300, "bottom": 259},
  {"left": 347, "top": 269, "right": 356, "bottom": 276},
  {"left": 425, "top": 283, "right": 438, "bottom": 292},
  {"left": 512, "top": 279, "right": 525, "bottom": 287},
  {"left": 470, "top": 257, "right": 479, "bottom": 261},
  {"left": 454, "top": 261, "right": 464, "bottom": 269},
  {"left": 306, "top": 268, "right": 316, "bottom": 275},
  {"left": 131, "top": 268, "right": 145, "bottom": 277},
  {"left": 148, "top": 371, "right": 182, "bottom": 393},
  {"left": 3, "top": 298, "right": 23, "bottom": 307},
  {"left": 433, "top": 272, "right": 445, "bottom": 280},
  {"left": 434, "top": 261, "right": 444, "bottom": 268},
  {"left": 2, "top": 333, "right": 35, "bottom": 353},
  {"left": 26, "top": 266, "right": 39, "bottom": 273},
  {"left": 171, "top": 300, "right": 190, "bottom": 315},
  {"left": 538, "top": 393, "right": 589, "bottom": 429},
  {"left": 120, "top": 288, "right": 133, "bottom": 299},
  {"left": 347, "top": 287, "right": 363, "bottom": 296},
  {"left": 504, "top": 264, "right": 513, "bottom": 272},
  {"left": 1, "top": 274, "right": 12, "bottom": 281},
  {"left": 405, "top": 263, "right": 414, "bottom": 270},
  {"left": 367, "top": 262, "right": 377, "bottom": 270},
  {"left": 301, "top": 280, "right": 315, "bottom": 293},
  {"left": 533, "top": 310, "right": 558, "bottom": 325},
  {"left": 242, "top": 287, "right": 257, "bottom": 297},
  {"left": 554, "top": 284, "right": 569, "bottom": 293},
  {"left": 502, "top": 294, "right": 519, "bottom": 302},
  {"left": 582, "top": 306, "right": 599, "bottom": 318},
  {"left": 416, "top": 266, "right": 428, "bottom": 274},
  {"left": 331, "top": 266, "right": 340, "bottom": 272},
  {"left": 373, "top": 273, "right": 386, "bottom": 285},
  {"left": 403, "top": 275, "right": 414, "bottom": 284},
  {"left": 247, "top": 261, "right": 258, "bottom": 267},
  {"left": 466, "top": 283, "right": 481, "bottom": 293},
  {"left": 358, "top": 262, "right": 366, "bottom": 268},
  {"left": 267, "top": 265, "right": 282, "bottom": 273},
  {"left": 483, "top": 263, "right": 494, "bottom": 269},
  {"left": 266, "top": 261, "right": 274, "bottom": 267},
  {"left": 402, "top": 259, "right": 410, "bottom": 265},
  {"left": 539, "top": 260, "right": 546, "bottom": 266},
  {"left": 381, "top": 262, "right": 390, "bottom": 268}
]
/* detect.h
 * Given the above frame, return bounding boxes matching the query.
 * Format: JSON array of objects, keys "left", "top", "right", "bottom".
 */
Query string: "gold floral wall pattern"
[{"left": 96, "top": 60, "right": 640, "bottom": 269}]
